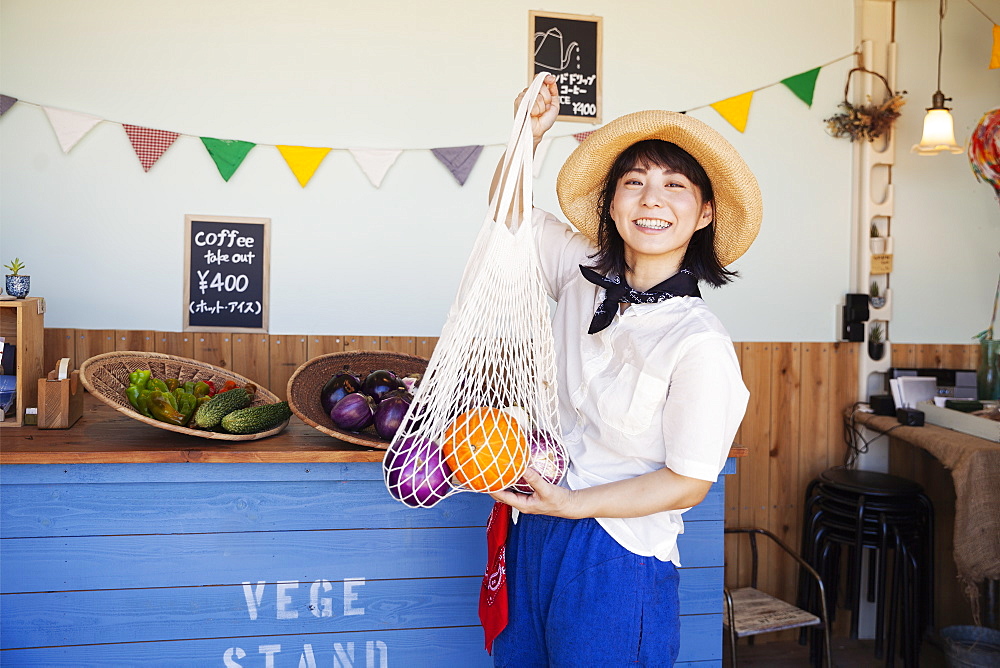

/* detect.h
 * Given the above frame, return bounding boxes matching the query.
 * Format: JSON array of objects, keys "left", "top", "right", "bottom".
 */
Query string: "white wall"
[
  {"left": 0, "top": 0, "right": 995, "bottom": 342},
  {"left": 893, "top": 0, "right": 1000, "bottom": 344}
]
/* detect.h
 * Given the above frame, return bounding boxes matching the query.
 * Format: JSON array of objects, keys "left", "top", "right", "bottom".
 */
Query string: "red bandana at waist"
[{"left": 479, "top": 501, "right": 511, "bottom": 654}]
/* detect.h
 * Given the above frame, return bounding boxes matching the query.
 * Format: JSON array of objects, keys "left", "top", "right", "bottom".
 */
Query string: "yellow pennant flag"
[
  {"left": 710, "top": 91, "right": 754, "bottom": 133},
  {"left": 276, "top": 145, "right": 332, "bottom": 187},
  {"left": 991, "top": 24, "right": 1000, "bottom": 70}
]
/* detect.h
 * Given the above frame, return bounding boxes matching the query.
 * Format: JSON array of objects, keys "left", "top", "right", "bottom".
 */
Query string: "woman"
[{"left": 486, "top": 76, "right": 762, "bottom": 666}]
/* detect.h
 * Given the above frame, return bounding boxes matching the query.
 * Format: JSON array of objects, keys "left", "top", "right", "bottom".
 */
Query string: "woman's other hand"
[
  {"left": 515, "top": 74, "right": 560, "bottom": 144},
  {"left": 490, "top": 466, "right": 714, "bottom": 520},
  {"left": 490, "top": 468, "right": 580, "bottom": 517}
]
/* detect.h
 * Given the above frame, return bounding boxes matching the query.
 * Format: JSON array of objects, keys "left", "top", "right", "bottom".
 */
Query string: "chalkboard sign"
[
  {"left": 529, "top": 11, "right": 602, "bottom": 124},
  {"left": 183, "top": 215, "right": 270, "bottom": 332}
]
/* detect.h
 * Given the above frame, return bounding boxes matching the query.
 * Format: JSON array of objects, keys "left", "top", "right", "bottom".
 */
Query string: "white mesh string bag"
[{"left": 383, "top": 73, "right": 567, "bottom": 508}]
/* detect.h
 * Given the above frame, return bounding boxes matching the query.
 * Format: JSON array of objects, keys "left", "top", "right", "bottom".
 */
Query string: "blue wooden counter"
[{"left": 1, "top": 398, "right": 739, "bottom": 666}]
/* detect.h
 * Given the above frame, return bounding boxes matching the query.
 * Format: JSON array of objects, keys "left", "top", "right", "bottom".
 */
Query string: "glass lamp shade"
[{"left": 912, "top": 107, "right": 964, "bottom": 155}]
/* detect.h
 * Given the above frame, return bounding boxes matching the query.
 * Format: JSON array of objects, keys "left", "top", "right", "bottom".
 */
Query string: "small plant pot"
[
  {"left": 870, "top": 296, "right": 886, "bottom": 309},
  {"left": 870, "top": 238, "right": 886, "bottom": 254},
  {"left": 5, "top": 275, "right": 30, "bottom": 298},
  {"left": 868, "top": 342, "right": 885, "bottom": 361}
]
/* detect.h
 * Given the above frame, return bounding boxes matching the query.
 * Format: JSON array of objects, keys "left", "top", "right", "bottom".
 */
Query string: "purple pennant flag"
[
  {"left": 0, "top": 95, "right": 18, "bottom": 116},
  {"left": 431, "top": 145, "right": 484, "bottom": 185}
]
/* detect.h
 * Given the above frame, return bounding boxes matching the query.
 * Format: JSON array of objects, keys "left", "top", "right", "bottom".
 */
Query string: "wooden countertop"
[
  {"left": 1, "top": 393, "right": 748, "bottom": 465},
  {"left": 2, "top": 394, "right": 388, "bottom": 464}
]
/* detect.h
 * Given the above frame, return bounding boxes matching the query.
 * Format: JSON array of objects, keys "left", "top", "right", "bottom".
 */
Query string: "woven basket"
[
  {"left": 287, "top": 351, "right": 428, "bottom": 449},
  {"left": 79, "top": 351, "right": 288, "bottom": 441}
]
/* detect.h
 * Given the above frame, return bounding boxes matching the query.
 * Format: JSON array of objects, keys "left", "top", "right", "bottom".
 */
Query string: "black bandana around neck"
[{"left": 579, "top": 265, "right": 701, "bottom": 334}]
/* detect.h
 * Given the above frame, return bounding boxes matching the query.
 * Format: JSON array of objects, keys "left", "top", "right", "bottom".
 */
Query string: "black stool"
[{"left": 798, "top": 467, "right": 934, "bottom": 668}]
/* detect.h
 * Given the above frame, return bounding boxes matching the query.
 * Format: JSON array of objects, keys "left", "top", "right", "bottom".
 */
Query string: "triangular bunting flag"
[
  {"left": 991, "top": 24, "right": 1000, "bottom": 69},
  {"left": 276, "top": 145, "right": 331, "bottom": 187},
  {"left": 533, "top": 137, "right": 552, "bottom": 178},
  {"left": 573, "top": 130, "right": 595, "bottom": 142},
  {"left": 348, "top": 148, "right": 402, "bottom": 188},
  {"left": 201, "top": 137, "right": 256, "bottom": 182},
  {"left": 781, "top": 67, "right": 822, "bottom": 107},
  {"left": 42, "top": 106, "right": 103, "bottom": 153},
  {"left": 711, "top": 91, "right": 754, "bottom": 133},
  {"left": 0, "top": 95, "right": 17, "bottom": 116},
  {"left": 431, "top": 145, "right": 484, "bottom": 185},
  {"left": 123, "top": 124, "right": 180, "bottom": 172}
]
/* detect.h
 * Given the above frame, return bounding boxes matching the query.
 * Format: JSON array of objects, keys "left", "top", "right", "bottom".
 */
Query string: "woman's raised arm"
[{"left": 490, "top": 74, "right": 560, "bottom": 209}]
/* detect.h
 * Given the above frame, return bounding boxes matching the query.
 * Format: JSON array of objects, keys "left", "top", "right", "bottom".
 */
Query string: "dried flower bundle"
[
  {"left": 825, "top": 67, "right": 905, "bottom": 143},
  {"left": 826, "top": 93, "right": 906, "bottom": 143}
]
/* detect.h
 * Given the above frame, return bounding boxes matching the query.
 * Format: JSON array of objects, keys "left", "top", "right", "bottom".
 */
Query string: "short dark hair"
[{"left": 588, "top": 139, "right": 737, "bottom": 287}]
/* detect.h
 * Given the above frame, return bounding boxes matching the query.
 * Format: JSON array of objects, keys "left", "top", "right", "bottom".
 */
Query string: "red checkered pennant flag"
[
  {"left": 123, "top": 124, "right": 180, "bottom": 172},
  {"left": 573, "top": 130, "right": 595, "bottom": 143}
]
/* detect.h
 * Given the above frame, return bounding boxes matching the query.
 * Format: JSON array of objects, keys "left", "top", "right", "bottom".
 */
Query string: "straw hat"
[{"left": 556, "top": 110, "right": 763, "bottom": 266}]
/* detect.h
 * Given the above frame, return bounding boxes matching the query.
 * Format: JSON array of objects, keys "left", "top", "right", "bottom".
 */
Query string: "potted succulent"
[
  {"left": 3, "top": 258, "right": 29, "bottom": 298},
  {"left": 870, "top": 222, "right": 886, "bottom": 254},
  {"left": 869, "top": 321, "right": 885, "bottom": 361},
  {"left": 870, "top": 280, "right": 886, "bottom": 309}
]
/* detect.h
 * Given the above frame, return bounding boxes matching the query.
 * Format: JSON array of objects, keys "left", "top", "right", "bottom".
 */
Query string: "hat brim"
[{"left": 556, "top": 110, "right": 762, "bottom": 267}]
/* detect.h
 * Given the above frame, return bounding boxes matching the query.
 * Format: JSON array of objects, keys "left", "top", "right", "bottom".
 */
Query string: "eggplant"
[
  {"left": 374, "top": 395, "right": 410, "bottom": 440},
  {"left": 362, "top": 370, "right": 405, "bottom": 403},
  {"left": 381, "top": 388, "right": 413, "bottom": 403},
  {"left": 320, "top": 372, "right": 362, "bottom": 415},
  {"left": 400, "top": 372, "right": 423, "bottom": 393},
  {"left": 510, "top": 430, "right": 567, "bottom": 494},
  {"left": 329, "top": 391, "right": 375, "bottom": 431},
  {"left": 385, "top": 436, "right": 451, "bottom": 507}
]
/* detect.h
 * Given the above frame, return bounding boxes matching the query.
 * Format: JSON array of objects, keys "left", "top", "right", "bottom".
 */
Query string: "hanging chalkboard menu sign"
[
  {"left": 183, "top": 215, "right": 270, "bottom": 333},
  {"left": 529, "top": 10, "right": 602, "bottom": 124}
]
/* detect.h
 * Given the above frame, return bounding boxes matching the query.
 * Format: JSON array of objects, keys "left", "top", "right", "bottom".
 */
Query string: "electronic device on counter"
[{"left": 889, "top": 367, "right": 978, "bottom": 400}]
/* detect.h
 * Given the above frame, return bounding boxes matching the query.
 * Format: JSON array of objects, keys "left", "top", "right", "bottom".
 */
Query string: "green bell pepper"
[
  {"left": 128, "top": 369, "right": 151, "bottom": 391},
  {"left": 126, "top": 385, "right": 153, "bottom": 418},
  {"left": 148, "top": 391, "right": 187, "bottom": 426},
  {"left": 148, "top": 378, "right": 169, "bottom": 394},
  {"left": 175, "top": 391, "right": 198, "bottom": 426}
]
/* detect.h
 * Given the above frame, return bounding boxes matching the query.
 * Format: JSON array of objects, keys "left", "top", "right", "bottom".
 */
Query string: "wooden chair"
[{"left": 724, "top": 527, "right": 833, "bottom": 668}]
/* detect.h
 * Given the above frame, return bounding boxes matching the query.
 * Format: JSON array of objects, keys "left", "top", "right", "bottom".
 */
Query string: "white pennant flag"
[
  {"left": 348, "top": 148, "right": 402, "bottom": 188},
  {"left": 533, "top": 137, "right": 553, "bottom": 178},
  {"left": 42, "top": 106, "right": 103, "bottom": 153}
]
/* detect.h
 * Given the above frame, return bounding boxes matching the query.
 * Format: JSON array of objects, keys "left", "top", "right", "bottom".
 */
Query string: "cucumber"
[
  {"left": 194, "top": 388, "right": 252, "bottom": 429},
  {"left": 221, "top": 402, "right": 292, "bottom": 435}
]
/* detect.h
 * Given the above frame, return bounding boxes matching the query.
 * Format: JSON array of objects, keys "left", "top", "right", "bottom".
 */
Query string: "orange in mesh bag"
[
  {"left": 443, "top": 407, "right": 527, "bottom": 492},
  {"left": 383, "top": 73, "right": 567, "bottom": 507}
]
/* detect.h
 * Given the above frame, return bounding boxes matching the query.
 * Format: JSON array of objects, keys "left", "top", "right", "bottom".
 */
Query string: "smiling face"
[{"left": 609, "top": 163, "right": 713, "bottom": 281}]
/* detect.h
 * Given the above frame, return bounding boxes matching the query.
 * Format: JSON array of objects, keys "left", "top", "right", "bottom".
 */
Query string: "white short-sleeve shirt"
[{"left": 531, "top": 208, "right": 749, "bottom": 565}]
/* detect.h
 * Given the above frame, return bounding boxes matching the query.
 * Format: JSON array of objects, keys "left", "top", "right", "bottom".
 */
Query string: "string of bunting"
[
  {"left": 971, "top": 0, "right": 1000, "bottom": 69},
  {"left": 1, "top": 22, "right": 996, "bottom": 189}
]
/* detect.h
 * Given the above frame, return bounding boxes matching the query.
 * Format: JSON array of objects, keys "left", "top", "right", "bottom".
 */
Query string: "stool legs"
[
  {"left": 848, "top": 494, "right": 868, "bottom": 639},
  {"left": 874, "top": 511, "right": 892, "bottom": 660},
  {"left": 800, "top": 471, "right": 934, "bottom": 668}
]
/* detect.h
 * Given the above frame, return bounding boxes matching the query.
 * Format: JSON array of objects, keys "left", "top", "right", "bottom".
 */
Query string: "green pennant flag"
[
  {"left": 201, "top": 137, "right": 256, "bottom": 181},
  {"left": 781, "top": 67, "right": 822, "bottom": 107}
]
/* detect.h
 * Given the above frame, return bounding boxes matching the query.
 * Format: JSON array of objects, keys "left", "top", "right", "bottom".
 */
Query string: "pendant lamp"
[{"left": 912, "top": 0, "right": 964, "bottom": 154}]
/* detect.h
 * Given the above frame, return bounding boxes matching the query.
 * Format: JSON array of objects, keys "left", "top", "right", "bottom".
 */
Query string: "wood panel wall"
[
  {"left": 42, "top": 329, "right": 980, "bottom": 640},
  {"left": 42, "top": 329, "right": 441, "bottom": 403}
]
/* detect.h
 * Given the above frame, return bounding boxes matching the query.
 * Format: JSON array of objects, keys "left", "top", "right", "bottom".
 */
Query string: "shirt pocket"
[{"left": 596, "top": 363, "right": 668, "bottom": 436}]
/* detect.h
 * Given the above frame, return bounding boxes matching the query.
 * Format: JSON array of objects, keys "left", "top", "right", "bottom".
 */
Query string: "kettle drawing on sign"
[{"left": 534, "top": 27, "right": 580, "bottom": 72}]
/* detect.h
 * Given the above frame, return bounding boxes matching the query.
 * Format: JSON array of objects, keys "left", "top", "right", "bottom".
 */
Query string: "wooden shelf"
[{"left": 0, "top": 297, "right": 45, "bottom": 427}]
